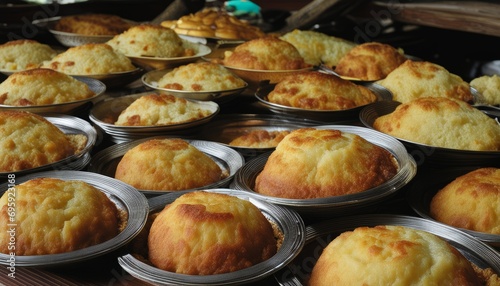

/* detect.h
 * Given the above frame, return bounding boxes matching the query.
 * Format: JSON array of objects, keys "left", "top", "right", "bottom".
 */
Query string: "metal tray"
[
  {"left": 88, "top": 137, "right": 245, "bottom": 197},
  {"left": 230, "top": 125, "right": 417, "bottom": 219},
  {"left": 359, "top": 100, "right": 500, "bottom": 167},
  {"left": 0, "top": 170, "right": 148, "bottom": 267},
  {"left": 255, "top": 81, "right": 392, "bottom": 122},
  {"left": 274, "top": 214, "right": 500, "bottom": 285},
  {"left": 118, "top": 188, "right": 305, "bottom": 286}
]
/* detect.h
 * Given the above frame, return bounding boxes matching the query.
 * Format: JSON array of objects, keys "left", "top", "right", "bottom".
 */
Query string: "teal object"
[{"left": 225, "top": 0, "right": 261, "bottom": 15}]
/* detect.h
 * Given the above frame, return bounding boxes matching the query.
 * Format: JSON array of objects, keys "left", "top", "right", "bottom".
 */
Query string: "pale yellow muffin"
[
  {"left": 115, "top": 138, "right": 224, "bottom": 190},
  {"left": 229, "top": 130, "right": 291, "bottom": 148},
  {"left": 54, "top": 14, "right": 134, "bottom": 36},
  {"left": 221, "top": 36, "right": 311, "bottom": 70},
  {"left": 161, "top": 8, "right": 265, "bottom": 40},
  {"left": 334, "top": 42, "right": 407, "bottom": 81},
  {"left": 114, "top": 93, "right": 213, "bottom": 126},
  {"left": 41, "top": 43, "right": 135, "bottom": 75},
  {"left": 254, "top": 128, "right": 398, "bottom": 199},
  {"left": 0, "top": 178, "right": 120, "bottom": 255},
  {"left": 107, "top": 24, "right": 194, "bottom": 58},
  {"left": 470, "top": 74, "right": 500, "bottom": 105},
  {"left": 430, "top": 168, "right": 500, "bottom": 235},
  {"left": 378, "top": 60, "right": 474, "bottom": 103},
  {"left": 280, "top": 29, "right": 356, "bottom": 67},
  {"left": 0, "top": 68, "right": 95, "bottom": 106},
  {"left": 309, "top": 225, "right": 482, "bottom": 286},
  {"left": 373, "top": 97, "right": 500, "bottom": 151},
  {"left": 267, "top": 71, "right": 377, "bottom": 110},
  {"left": 0, "top": 39, "right": 57, "bottom": 71},
  {"left": 148, "top": 191, "right": 277, "bottom": 274},
  {"left": 0, "top": 111, "right": 87, "bottom": 172},
  {"left": 157, "top": 62, "right": 246, "bottom": 91}
]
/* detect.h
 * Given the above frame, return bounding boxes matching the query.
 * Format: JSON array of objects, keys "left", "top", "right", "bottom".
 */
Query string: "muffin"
[
  {"left": 229, "top": 130, "right": 291, "bottom": 148},
  {"left": 148, "top": 191, "right": 277, "bottom": 274},
  {"left": 220, "top": 36, "right": 310, "bottom": 70},
  {"left": 267, "top": 71, "right": 377, "bottom": 110},
  {"left": 0, "top": 39, "right": 57, "bottom": 71},
  {"left": 114, "top": 93, "right": 213, "bottom": 126},
  {"left": 54, "top": 14, "right": 134, "bottom": 36},
  {"left": 470, "top": 74, "right": 500, "bottom": 106},
  {"left": 0, "top": 178, "right": 120, "bottom": 255},
  {"left": 157, "top": 62, "right": 246, "bottom": 91},
  {"left": 280, "top": 29, "right": 356, "bottom": 67},
  {"left": 334, "top": 42, "right": 407, "bottom": 81},
  {"left": 254, "top": 128, "right": 398, "bottom": 199},
  {"left": 308, "top": 225, "right": 482, "bottom": 286},
  {"left": 107, "top": 24, "right": 194, "bottom": 58},
  {"left": 430, "top": 168, "right": 500, "bottom": 234},
  {"left": 373, "top": 97, "right": 500, "bottom": 151},
  {"left": 161, "top": 8, "right": 265, "bottom": 40},
  {"left": 378, "top": 60, "right": 474, "bottom": 104},
  {"left": 0, "top": 68, "right": 95, "bottom": 106},
  {"left": 41, "top": 43, "right": 136, "bottom": 75},
  {"left": 0, "top": 111, "right": 87, "bottom": 172},
  {"left": 114, "top": 138, "right": 224, "bottom": 191}
]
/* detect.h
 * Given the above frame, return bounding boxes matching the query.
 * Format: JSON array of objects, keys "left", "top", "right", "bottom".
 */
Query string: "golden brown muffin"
[
  {"left": 470, "top": 74, "right": 500, "bottom": 106},
  {"left": 254, "top": 128, "right": 398, "bottom": 199},
  {"left": 280, "top": 29, "right": 356, "bottom": 67},
  {"left": 157, "top": 62, "right": 246, "bottom": 91},
  {"left": 114, "top": 93, "right": 213, "bottom": 126},
  {"left": 378, "top": 60, "right": 474, "bottom": 104},
  {"left": 0, "top": 68, "right": 95, "bottom": 106},
  {"left": 430, "top": 168, "right": 500, "bottom": 235},
  {"left": 0, "top": 111, "right": 87, "bottom": 172},
  {"left": 221, "top": 36, "right": 311, "bottom": 70},
  {"left": 228, "top": 130, "right": 291, "bottom": 148},
  {"left": 267, "top": 71, "right": 377, "bottom": 110},
  {"left": 161, "top": 8, "right": 265, "bottom": 40},
  {"left": 107, "top": 24, "right": 194, "bottom": 58},
  {"left": 334, "top": 42, "right": 407, "bottom": 81},
  {"left": 308, "top": 225, "right": 482, "bottom": 286},
  {"left": 115, "top": 138, "right": 224, "bottom": 190},
  {"left": 54, "top": 14, "right": 134, "bottom": 35},
  {"left": 0, "top": 39, "right": 57, "bottom": 71},
  {"left": 373, "top": 97, "right": 500, "bottom": 151},
  {"left": 0, "top": 178, "right": 120, "bottom": 255},
  {"left": 148, "top": 191, "right": 277, "bottom": 274},
  {"left": 41, "top": 43, "right": 136, "bottom": 75}
]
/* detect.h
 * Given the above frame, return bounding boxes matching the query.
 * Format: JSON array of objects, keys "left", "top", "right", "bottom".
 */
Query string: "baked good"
[
  {"left": 229, "top": 129, "right": 291, "bottom": 148},
  {"left": 308, "top": 225, "right": 482, "bottom": 286},
  {"left": 0, "top": 111, "right": 87, "bottom": 172},
  {"left": 221, "top": 36, "right": 310, "bottom": 70},
  {"left": 115, "top": 138, "right": 224, "bottom": 190},
  {"left": 54, "top": 14, "right": 134, "bottom": 35},
  {"left": 107, "top": 24, "right": 194, "bottom": 58},
  {"left": 0, "top": 68, "right": 95, "bottom": 106},
  {"left": 0, "top": 178, "right": 120, "bottom": 255},
  {"left": 334, "top": 42, "right": 407, "bottom": 81},
  {"left": 254, "top": 128, "right": 398, "bottom": 199},
  {"left": 114, "top": 93, "right": 213, "bottom": 126},
  {"left": 373, "top": 97, "right": 500, "bottom": 151},
  {"left": 430, "top": 168, "right": 500, "bottom": 234},
  {"left": 378, "top": 60, "right": 474, "bottom": 103},
  {"left": 267, "top": 71, "right": 377, "bottom": 110},
  {"left": 470, "top": 74, "right": 500, "bottom": 105},
  {"left": 0, "top": 39, "right": 57, "bottom": 71},
  {"left": 161, "top": 8, "right": 265, "bottom": 40},
  {"left": 280, "top": 29, "right": 356, "bottom": 67},
  {"left": 157, "top": 62, "right": 246, "bottom": 91},
  {"left": 148, "top": 191, "right": 277, "bottom": 274},
  {"left": 41, "top": 43, "right": 136, "bottom": 75}
]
